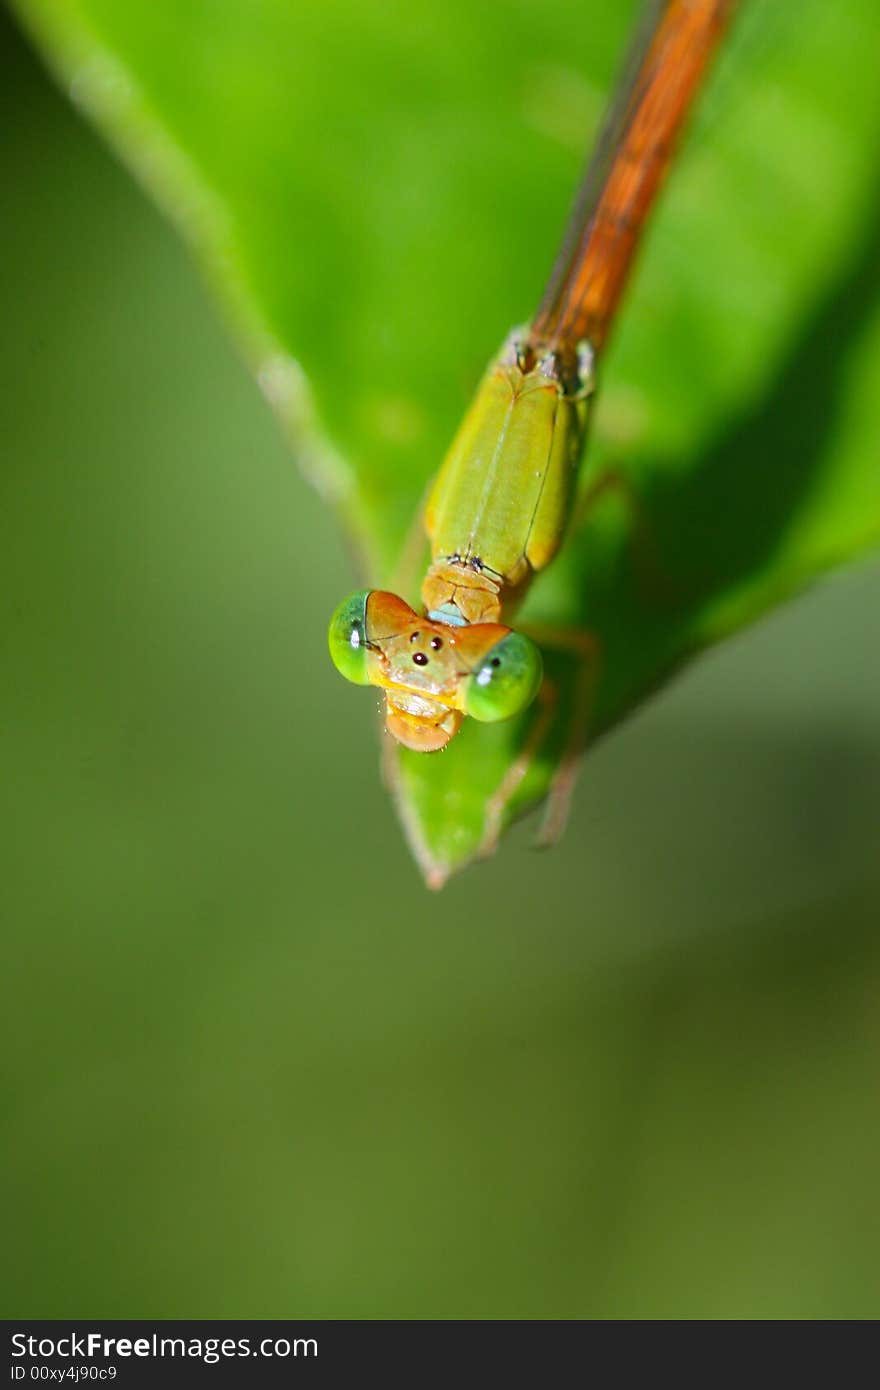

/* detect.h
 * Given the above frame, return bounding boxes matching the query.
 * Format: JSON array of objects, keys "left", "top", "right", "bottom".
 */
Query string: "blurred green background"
[{"left": 3, "top": 5, "right": 880, "bottom": 1318}]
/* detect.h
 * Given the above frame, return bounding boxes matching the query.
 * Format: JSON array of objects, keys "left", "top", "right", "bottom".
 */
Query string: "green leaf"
[{"left": 12, "top": 0, "right": 880, "bottom": 883}]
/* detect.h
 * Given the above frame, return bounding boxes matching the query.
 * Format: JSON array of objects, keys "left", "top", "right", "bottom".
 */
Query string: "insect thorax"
[
  {"left": 422, "top": 330, "right": 594, "bottom": 628},
  {"left": 421, "top": 557, "right": 506, "bottom": 626}
]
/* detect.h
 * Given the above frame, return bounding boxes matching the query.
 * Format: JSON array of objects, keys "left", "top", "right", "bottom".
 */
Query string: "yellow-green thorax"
[{"left": 422, "top": 333, "right": 593, "bottom": 626}]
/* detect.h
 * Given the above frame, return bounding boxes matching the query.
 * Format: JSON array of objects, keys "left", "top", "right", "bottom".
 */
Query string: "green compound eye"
[
  {"left": 463, "top": 631, "right": 543, "bottom": 723},
  {"left": 328, "top": 590, "right": 373, "bottom": 685}
]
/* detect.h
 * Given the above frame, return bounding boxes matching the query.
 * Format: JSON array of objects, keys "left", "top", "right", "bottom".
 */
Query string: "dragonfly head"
[{"left": 328, "top": 590, "right": 543, "bottom": 752}]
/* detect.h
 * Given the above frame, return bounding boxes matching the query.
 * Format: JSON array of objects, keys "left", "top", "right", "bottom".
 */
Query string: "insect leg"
[
  {"left": 574, "top": 465, "right": 678, "bottom": 603},
  {"left": 475, "top": 624, "right": 602, "bottom": 859}
]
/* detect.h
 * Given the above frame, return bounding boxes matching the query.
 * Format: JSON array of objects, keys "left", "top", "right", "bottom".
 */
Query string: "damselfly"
[{"left": 329, "top": 0, "right": 736, "bottom": 816}]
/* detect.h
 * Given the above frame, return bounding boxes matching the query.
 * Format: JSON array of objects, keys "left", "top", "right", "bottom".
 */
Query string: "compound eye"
[
  {"left": 462, "top": 631, "right": 543, "bottom": 723},
  {"left": 327, "top": 590, "right": 373, "bottom": 686}
]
